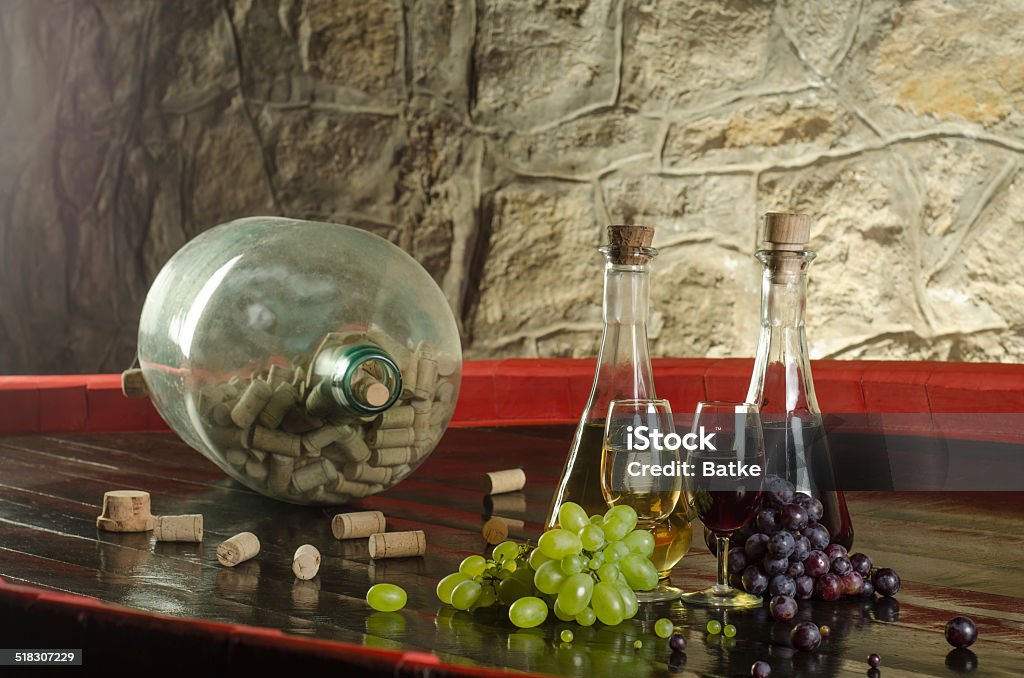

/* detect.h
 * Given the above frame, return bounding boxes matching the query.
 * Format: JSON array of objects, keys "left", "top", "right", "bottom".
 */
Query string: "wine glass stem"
[{"left": 715, "top": 535, "right": 730, "bottom": 592}]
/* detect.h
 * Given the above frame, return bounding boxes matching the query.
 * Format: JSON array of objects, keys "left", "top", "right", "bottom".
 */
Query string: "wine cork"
[
  {"left": 414, "top": 355, "right": 438, "bottom": 400},
  {"left": 305, "top": 380, "right": 336, "bottom": 419},
  {"left": 483, "top": 516, "right": 526, "bottom": 544},
  {"left": 231, "top": 379, "right": 274, "bottom": 429},
  {"left": 153, "top": 514, "right": 203, "bottom": 542},
  {"left": 291, "top": 458, "right": 339, "bottom": 493},
  {"left": 120, "top": 368, "right": 149, "bottom": 398},
  {"left": 211, "top": 402, "right": 234, "bottom": 426},
  {"left": 376, "top": 405, "right": 415, "bottom": 429},
  {"left": 267, "top": 363, "right": 295, "bottom": 387},
  {"left": 245, "top": 457, "right": 268, "bottom": 481},
  {"left": 331, "top": 510, "right": 386, "bottom": 540},
  {"left": 268, "top": 454, "right": 295, "bottom": 494},
  {"left": 259, "top": 382, "right": 297, "bottom": 429},
  {"left": 413, "top": 411, "right": 433, "bottom": 444},
  {"left": 252, "top": 426, "right": 302, "bottom": 457},
  {"left": 353, "top": 374, "right": 391, "bottom": 408},
  {"left": 292, "top": 544, "right": 321, "bottom": 580},
  {"left": 282, "top": 407, "right": 323, "bottom": 434},
  {"left": 436, "top": 380, "right": 455, "bottom": 406},
  {"left": 368, "top": 530, "right": 426, "bottom": 559},
  {"left": 391, "top": 464, "right": 412, "bottom": 483},
  {"left": 436, "top": 352, "right": 457, "bottom": 377},
  {"left": 96, "top": 490, "right": 154, "bottom": 533},
  {"left": 485, "top": 468, "right": 526, "bottom": 495},
  {"left": 225, "top": 448, "right": 248, "bottom": 467},
  {"left": 302, "top": 424, "right": 347, "bottom": 454},
  {"left": 217, "top": 532, "right": 260, "bottom": 567},
  {"left": 369, "top": 446, "right": 414, "bottom": 466},
  {"left": 344, "top": 462, "right": 392, "bottom": 485},
  {"left": 411, "top": 443, "right": 433, "bottom": 461},
  {"left": 607, "top": 224, "right": 656, "bottom": 265},
  {"left": 248, "top": 447, "right": 267, "bottom": 463},
  {"left": 333, "top": 477, "right": 375, "bottom": 498},
  {"left": 761, "top": 212, "right": 812, "bottom": 251},
  {"left": 368, "top": 427, "right": 416, "bottom": 449},
  {"left": 410, "top": 397, "right": 432, "bottom": 414},
  {"left": 429, "top": 402, "right": 449, "bottom": 428}
]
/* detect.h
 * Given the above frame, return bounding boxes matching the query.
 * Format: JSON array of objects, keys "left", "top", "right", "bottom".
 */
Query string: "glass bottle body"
[{"left": 745, "top": 251, "right": 854, "bottom": 548}]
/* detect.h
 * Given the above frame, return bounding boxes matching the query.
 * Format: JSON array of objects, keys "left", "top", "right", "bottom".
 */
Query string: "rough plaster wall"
[{"left": 1, "top": 0, "right": 1022, "bottom": 374}]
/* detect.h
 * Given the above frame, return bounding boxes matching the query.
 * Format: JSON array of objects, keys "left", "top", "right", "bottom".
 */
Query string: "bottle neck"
[
  {"left": 745, "top": 251, "right": 819, "bottom": 414},
  {"left": 585, "top": 259, "right": 656, "bottom": 420},
  {"left": 310, "top": 343, "right": 402, "bottom": 418}
]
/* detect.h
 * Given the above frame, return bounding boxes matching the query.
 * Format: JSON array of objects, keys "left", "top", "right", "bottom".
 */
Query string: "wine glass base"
[
  {"left": 636, "top": 584, "right": 683, "bottom": 604},
  {"left": 680, "top": 586, "right": 763, "bottom": 608}
]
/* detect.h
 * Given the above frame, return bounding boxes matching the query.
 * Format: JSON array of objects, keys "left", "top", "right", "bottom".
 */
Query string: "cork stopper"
[
  {"left": 607, "top": 224, "right": 655, "bottom": 265},
  {"left": 760, "top": 212, "right": 812, "bottom": 251}
]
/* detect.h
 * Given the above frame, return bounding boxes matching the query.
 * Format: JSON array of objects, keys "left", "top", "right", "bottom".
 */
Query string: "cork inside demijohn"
[{"left": 607, "top": 224, "right": 655, "bottom": 265}]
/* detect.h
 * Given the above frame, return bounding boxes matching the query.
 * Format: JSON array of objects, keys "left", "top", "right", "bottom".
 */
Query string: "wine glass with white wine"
[{"left": 601, "top": 398, "right": 684, "bottom": 602}]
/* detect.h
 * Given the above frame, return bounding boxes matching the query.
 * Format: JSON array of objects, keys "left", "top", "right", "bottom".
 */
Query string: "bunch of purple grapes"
[{"left": 710, "top": 477, "right": 901, "bottom": 605}]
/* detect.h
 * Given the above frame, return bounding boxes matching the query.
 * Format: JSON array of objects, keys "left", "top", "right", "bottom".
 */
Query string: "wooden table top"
[{"left": 0, "top": 427, "right": 1021, "bottom": 676}]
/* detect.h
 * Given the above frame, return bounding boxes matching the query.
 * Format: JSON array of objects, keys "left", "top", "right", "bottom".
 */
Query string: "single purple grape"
[
  {"left": 769, "top": 594, "right": 797, "bottom": 622},
  {"left": 789, "top": 535, "right": 811, "bottom": 563},
  {"left": 768, "top": 531, "right": 795, "bottom": 559},
  {"left": 805, "top": 497, "right": 823, "bottom": 523},
  {"left": 841, "top": 572, "right": 864, "bottom": 596},
  {"left": 756, "top": 508, "right": 781, "bottom": 534},
  {"left": 794, "top": 575, "right": 814, "bottom": 600},
  {"left": 786, "top": 560, "right": 804, "bottom": 578},
  {"left": 764, "top": 476, "right": 795, "bottom": 506},
  {"left": 745, "top": 533, "right": 770, "bottom": 561},
  {"left": 858, "top": 579, "right": 875, "bottom": 598},
  {"left": 849, "top": 552, "right": 872, "bottom": 576},
  {"left": 831, "top": 556, "right": 853, "bottom": 577},
  {"left": 790, "top": 621, "right": 821, "bottom": 652},
  {"left": 815, "top": 573, "right": 843, "bottom": 601},
  {"left": 742, "top": 564, "right": 769, "bottom": 595},
  {"left": 668, "top": 633, "right": 687, "bottom": 653},
  {"left": 733, "top": 523, "right": 754, "bottom": 546},
  {"left": 728, "top": 547, "right": 748, "bottom": 574},
  {"left": 824, "top": 543, "right": 848, "bottom": 561},
  {"left": 803, "top": 550, "right": 830, "bottom": 578},
  {"left": 867, "top": 653, "right": 881, "bottom": 668},
  {"left": 944, "top": 616, "right": 977, "bottom": 649},
  {"left": 769, "top": 574, "right": 796, "bottom": 598},
  {"left": 801, "top": 524, "right": 830, "bottom": 551},
  {"left": 750, "top": 660, "right": 772, "bottom": 678},
  {"left": 873, "top": 568, "right": 901, "bottom": 597},
  {"left": 781, "top": 504, "right": 808, "bottom": 531},
  {"left": 763, "top": 555, "right": 788, "bottom": 577}
]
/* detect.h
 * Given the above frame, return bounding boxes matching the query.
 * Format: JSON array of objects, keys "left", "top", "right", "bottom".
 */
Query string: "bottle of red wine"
[{"left": 744, "top": 213, "right": 854, "bottom": 549}]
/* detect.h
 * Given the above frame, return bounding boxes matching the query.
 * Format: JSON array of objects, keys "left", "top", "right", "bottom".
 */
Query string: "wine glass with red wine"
[{"left": 681, "top": 401, "right": 766, "bottom": 608}]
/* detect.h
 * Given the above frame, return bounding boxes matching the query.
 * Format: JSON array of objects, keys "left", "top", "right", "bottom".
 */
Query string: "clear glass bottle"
[
  {"left": 745, "top": 213, "right": 854, "bottom": 548},
  {"left": 136, "top": 216, "right": 461, "bottom": 505}
]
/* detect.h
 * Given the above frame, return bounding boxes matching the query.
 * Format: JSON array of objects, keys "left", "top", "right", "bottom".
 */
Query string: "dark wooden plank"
[{"left": 1, "top": 428, "right": 1022, "bottom": 677}]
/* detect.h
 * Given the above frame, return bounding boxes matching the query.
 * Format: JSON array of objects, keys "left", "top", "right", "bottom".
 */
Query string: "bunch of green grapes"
[{"left": 436, "top": 502, "right": 661, "bottom": 629}]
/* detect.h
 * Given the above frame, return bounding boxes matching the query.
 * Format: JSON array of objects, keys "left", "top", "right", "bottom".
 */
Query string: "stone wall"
[{"left": 1, "top": 0, "right": 1022, "bottom": 374}]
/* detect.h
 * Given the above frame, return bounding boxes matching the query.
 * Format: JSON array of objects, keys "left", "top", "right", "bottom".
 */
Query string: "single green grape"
[
  {"left": 633, "top": 640, "right": 643, "bottom": 650},
  {"left": 606, "top": 542, "right": 631, "bottom": 562},
  {"left": 459, "top": 555, "right": 487, "bottom": 578},
  {"left": 534, "top": 559, "right": 568, "bottom": 595},
  {"left": 590, "top": 515, "right": 604, "bottom": 526},
  {"left": 616, "top": 583, "right": 639, "bottom": 620},
  {"left": 476, "top": 585, "right": 498, "bottom": 608},
  {"left": 553, "top": 600, "right": 575, "bottom": 622},
  {"left": 538, "top": 529, "right": 583, "bottom": 560},
  {"left": 556, "top": 573, "right": 594, "bottom": 616},
  {"left": 493, "top": 540, "right": 520, "bottom": 564},
  {"left": 707, "top": 619, "right": 722, "bottom": 635},
  {"left": 579, "top": 524, "right": 606, "bottom": 552},
  {"left": 654, "top": 618, "right": 674, "bottom": 639},
  {"left": 723, "top": 624, "right": 737, "bottom": 638},
  {"left": 560, "top": 629, "right": 574, "bottom": 643},
  {"left": 502, "top": 559, "right": 517, "bottom": 573},
  {"left": 560, "top": 554, "right": 584, "bottom": 575},
  {"left": 591, "top": 581, "right": 625, "bottom": 626},
  {"left": 620, "top": 554, "right": 659, "bottom": 591},
  {"left": 597, "top": 563, "right": 623, "bottom": 584},
  {"left": 508, "top": 596, "right": 548, "bottom": 629},
  {"left": 366, "top": 583, "right": 407, "bottom": 612},
  {"left": 587, "top": 553, "right": 604, "bottom": 570},
  {"left": 558, "top": 502, "right": 590, "bottom": 533},
  {"left": 622, "top": 529, "right": 655, "bottom": 556},
  {"left": 528, "top": 547, "right": 552, "bottom": 570},
  {"left": 602, "top": 505, "right": 638, "bottom": 541},
  {"left": 451, "top": 580, "right": 482, "bottom": 611},
  {"left": 575, "top": 607, "right": 596, "bottom": 627},
  {"left": 436, "top": 572, "right": 470, "bottom": 605},
  {"left": 602, "top": 546, "right": 622, "bottom": 564},
  {"left": 498, "top": 576, "right": 532, "bottom": 606}
]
